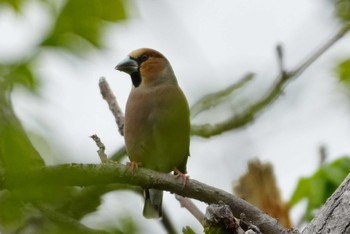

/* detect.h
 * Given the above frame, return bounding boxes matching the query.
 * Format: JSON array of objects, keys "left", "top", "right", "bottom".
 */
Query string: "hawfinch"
[{"left": 115, "top": 48, "right": 190, "bottom": 218}]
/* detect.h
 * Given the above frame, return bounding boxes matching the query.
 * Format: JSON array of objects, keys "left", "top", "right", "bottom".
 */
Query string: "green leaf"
[
  {"left": 0, "top": 62, "right": 39, "bottom": 91},
  {"left": 289, "top": 177, "right": 310, "bottom": 206},
  {"left": 99, "top": 0, "right": 127, "bottom": 21},
  {"left": 306, "top": 175, "right": 326, "bottom": 220},
  {"left": 323, "top": 165, "right": 347, "bottom": 185},
  {"left": 183, "top": 226, "right": 197, "bottom": 234},
  {"left": 336, "top": 59, "right": 350, "bottom": 83},
  {"left": 0, "top": 191, "right": 25, "bottom": 228},
  {"left": 289, "top": 156, "right": 350, "bottom": 221},
  {"left": 330, "top": 156, "right": 350, "bottom": 171},
  {"left": 0, "top": 0, "right": 22, "bottom": 11},
  {"left": 0, "top": 91, "right": 44, "bottom": 176},
  {"left": 335, "top": 0, "right": 350, "bottom": 22},
  {"left": 42, "top": 0, "right": 126, "bottom": 53}
]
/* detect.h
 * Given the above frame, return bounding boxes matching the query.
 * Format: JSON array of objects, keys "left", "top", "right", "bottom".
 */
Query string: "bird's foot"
[
  {"left": 127, "top": 161, "right": 142, "bottom": 174},
  {"left": 174, "top": 168, "right": 189, "bottom": 190}
]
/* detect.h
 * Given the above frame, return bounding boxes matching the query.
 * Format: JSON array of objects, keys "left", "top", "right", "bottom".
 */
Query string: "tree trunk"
[{"left": 302, "top": 173, "right": 350, "bottom": 234}]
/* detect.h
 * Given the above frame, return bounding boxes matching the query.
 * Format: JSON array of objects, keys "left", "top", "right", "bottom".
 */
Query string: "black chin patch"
[{"left": 131, "top": 72, "right": 141, "bottom": 87}]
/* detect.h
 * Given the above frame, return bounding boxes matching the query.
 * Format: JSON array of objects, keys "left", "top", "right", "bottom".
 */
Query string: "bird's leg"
[
  {"left": 127, "top": 161, "right": 142, "bottom": 174},
  {"left": 174, "top": 168, "right": 189, "bottom": 189}
]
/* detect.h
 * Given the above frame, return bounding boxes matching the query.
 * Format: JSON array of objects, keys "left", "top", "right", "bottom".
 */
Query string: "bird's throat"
[{"left": 131, "top": 72, "right": 142, "bottom": 87}]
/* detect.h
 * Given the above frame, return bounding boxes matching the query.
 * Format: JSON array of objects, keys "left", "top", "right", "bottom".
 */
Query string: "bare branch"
[
  {"left": 290, "top": 23, "right": 350, "bottom": 78},
  {"left": 90, "top": 134, "right": 108, "bottom": 163},
  {"left": 160, "top": 211, "right": 178, "bottom": 234},
  {"left": 110, "top": 146, "right": 127, "bottom": 162},
  {"left": 276, "top": 44, "right": 285, "bottom": 74},
  {"left": 191, "top": 25, "right": 350, "bottom": 137},
  {"left": 99, "top": 77, "right": 124, "bottom": 136},
  {"left": 204, "top": 202, "right": 255, "bottom": 234},
  {"left": 190, "top": 73, "right": 254, "bottom": 119},
  {"left": 175, "top": 194, "right": 205, "bottom": 223}
]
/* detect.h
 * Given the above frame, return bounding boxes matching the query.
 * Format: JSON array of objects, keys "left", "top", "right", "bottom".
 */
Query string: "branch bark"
[
  {"left": 2, "top": 163, "right": 295, "bottom": 234},
  {"left": 99, "top": 78, "right": 124, "bottom": 136},
  {"left": 302, "top": 173, "right": 350, "bottom": 234}
]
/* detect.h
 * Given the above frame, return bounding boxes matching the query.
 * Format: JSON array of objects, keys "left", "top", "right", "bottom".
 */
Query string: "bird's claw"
[
  {"left": 174, "top": 168, "right": 189, "bottom": 190},
  {"left": 127, "top": 161, "right": 142, "bottom": 174}
]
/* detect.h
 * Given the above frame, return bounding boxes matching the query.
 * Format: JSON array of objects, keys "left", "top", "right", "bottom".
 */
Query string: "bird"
[{"left": 115, "top": 48, "right": 190, "bottom": 219}]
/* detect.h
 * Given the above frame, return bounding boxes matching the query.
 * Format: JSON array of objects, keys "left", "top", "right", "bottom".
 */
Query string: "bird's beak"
[{"left": 115, "top": 57, "right": 138, "bottom": 74}]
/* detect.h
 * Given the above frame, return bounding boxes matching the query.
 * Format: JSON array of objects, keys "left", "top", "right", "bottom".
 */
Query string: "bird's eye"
[{"left": 140, "top": 54, "right": 149, "bottom": 62}]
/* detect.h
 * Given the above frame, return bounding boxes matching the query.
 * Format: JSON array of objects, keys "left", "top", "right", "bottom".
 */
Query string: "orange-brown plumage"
[{"left": 115, "top": 48, "right": 190, "bottom": 218}]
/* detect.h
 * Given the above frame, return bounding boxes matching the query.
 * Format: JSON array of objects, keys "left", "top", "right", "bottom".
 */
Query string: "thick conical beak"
[{"left": 115, "top": 57, "right": 138, "bottom": 74}]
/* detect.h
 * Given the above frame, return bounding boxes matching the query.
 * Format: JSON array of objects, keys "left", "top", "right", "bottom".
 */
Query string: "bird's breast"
[{"left": 123, "top": 84, "right": 190, "bottom": 172}]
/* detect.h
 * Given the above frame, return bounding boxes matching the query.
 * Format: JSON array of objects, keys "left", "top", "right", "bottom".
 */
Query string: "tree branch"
[
  {"left": 175, "top": 194, "right": 205, "bottom": 223},
  {"left": 110, "top": 146, "right": 127, "bottom": 162},
  {"left": 90, "top": 134, "right": 108, "bottom": 163},
  {"left": 190, "top": 73, "right": 254, "bottom": 119},
  {"left": 191, "top": 24, "right": 350, "bottom": 137},
  {"left": 2, "top": 163, "right": 296, "bottom": 234},
  {"left": 301, "top": 173, "right": 350, "bottom": 234},
  {"left": 99, "top": 77, "right": 124, "bottom": 136},
  {"left": 290, "top": 23, "right": 350, "bottom": 78}
]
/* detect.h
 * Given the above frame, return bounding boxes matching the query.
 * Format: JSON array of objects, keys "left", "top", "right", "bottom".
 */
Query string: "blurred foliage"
[
  {"left": 0, "top": 0, "right": 127, "bottom": 91},
  {"left": 0, "top": 0, "right": 132, "bottom": 233},
  {"left": 0, "top": 86, "right": 122, "bottom": 233},
  {"left": 112, "top": 216, "right": 139, "bottom": 234},
  {"left": 0, "top": 88, "right": 44, "bottom": 173},
  {"left": 289, "top": 156, "right": 350, "bottom": 221},
  {"left": 183, "top": 226, "right": 197, "bottom": 234},
  {"left": 234, "top": 160, "right": 291, "bottom": 228},
  {"left": 332, "top": 0, "right": 350, "bottom": 92},
  {"left": 42, "top": 0, "right": 126, "bottom": 53},
  {"left": 0, "top": 0, "right": 24, "bottom": 11},
  {"left": 336, "top": 59, "right": 350, "bottom": 87},
  {"left": 334, "top": 0, "right": 350, "bottom": 21},
  {"left": 0, "top": 62, "right": 38, "bottom": 92}
]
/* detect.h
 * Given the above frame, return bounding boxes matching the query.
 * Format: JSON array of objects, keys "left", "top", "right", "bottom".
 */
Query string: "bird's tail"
[{"left": 143, "top": 189, "right": 163, "bottom": 219}]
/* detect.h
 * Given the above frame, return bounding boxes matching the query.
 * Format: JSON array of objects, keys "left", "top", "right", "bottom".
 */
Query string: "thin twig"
[
  {"left": 99, "top": 77, "right": 124, "bottom": 136},
  {"left": 175, "top": 194, "right": 205, "bottom": 223},
  {"left": 319, "top": 145, "right": 327, "bottom": 166},
  {"left": 161, "top": 210, "right": 179, "bottom": 234},
  {"left": 190, "top": 73, "right": 254, "bottom": 118},
  {"left": 290, "top": 23, "right": 350, "bottom": 78},
  {"left": 90, "top": 134, "right": 108, "bottom": 163},
  {"left": 276, "top": 44, "right": 285, "bottom": 74},
  {"left": 191, "top": 25, "right": 350, "bottom": 137},
  {"left": 110, "top": 146, "right": 127, "bottom": 162}
]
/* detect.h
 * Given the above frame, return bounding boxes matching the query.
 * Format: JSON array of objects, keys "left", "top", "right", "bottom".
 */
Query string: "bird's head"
[{"left": 115, "top": 48, "right": 177, "bottom": 88}]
